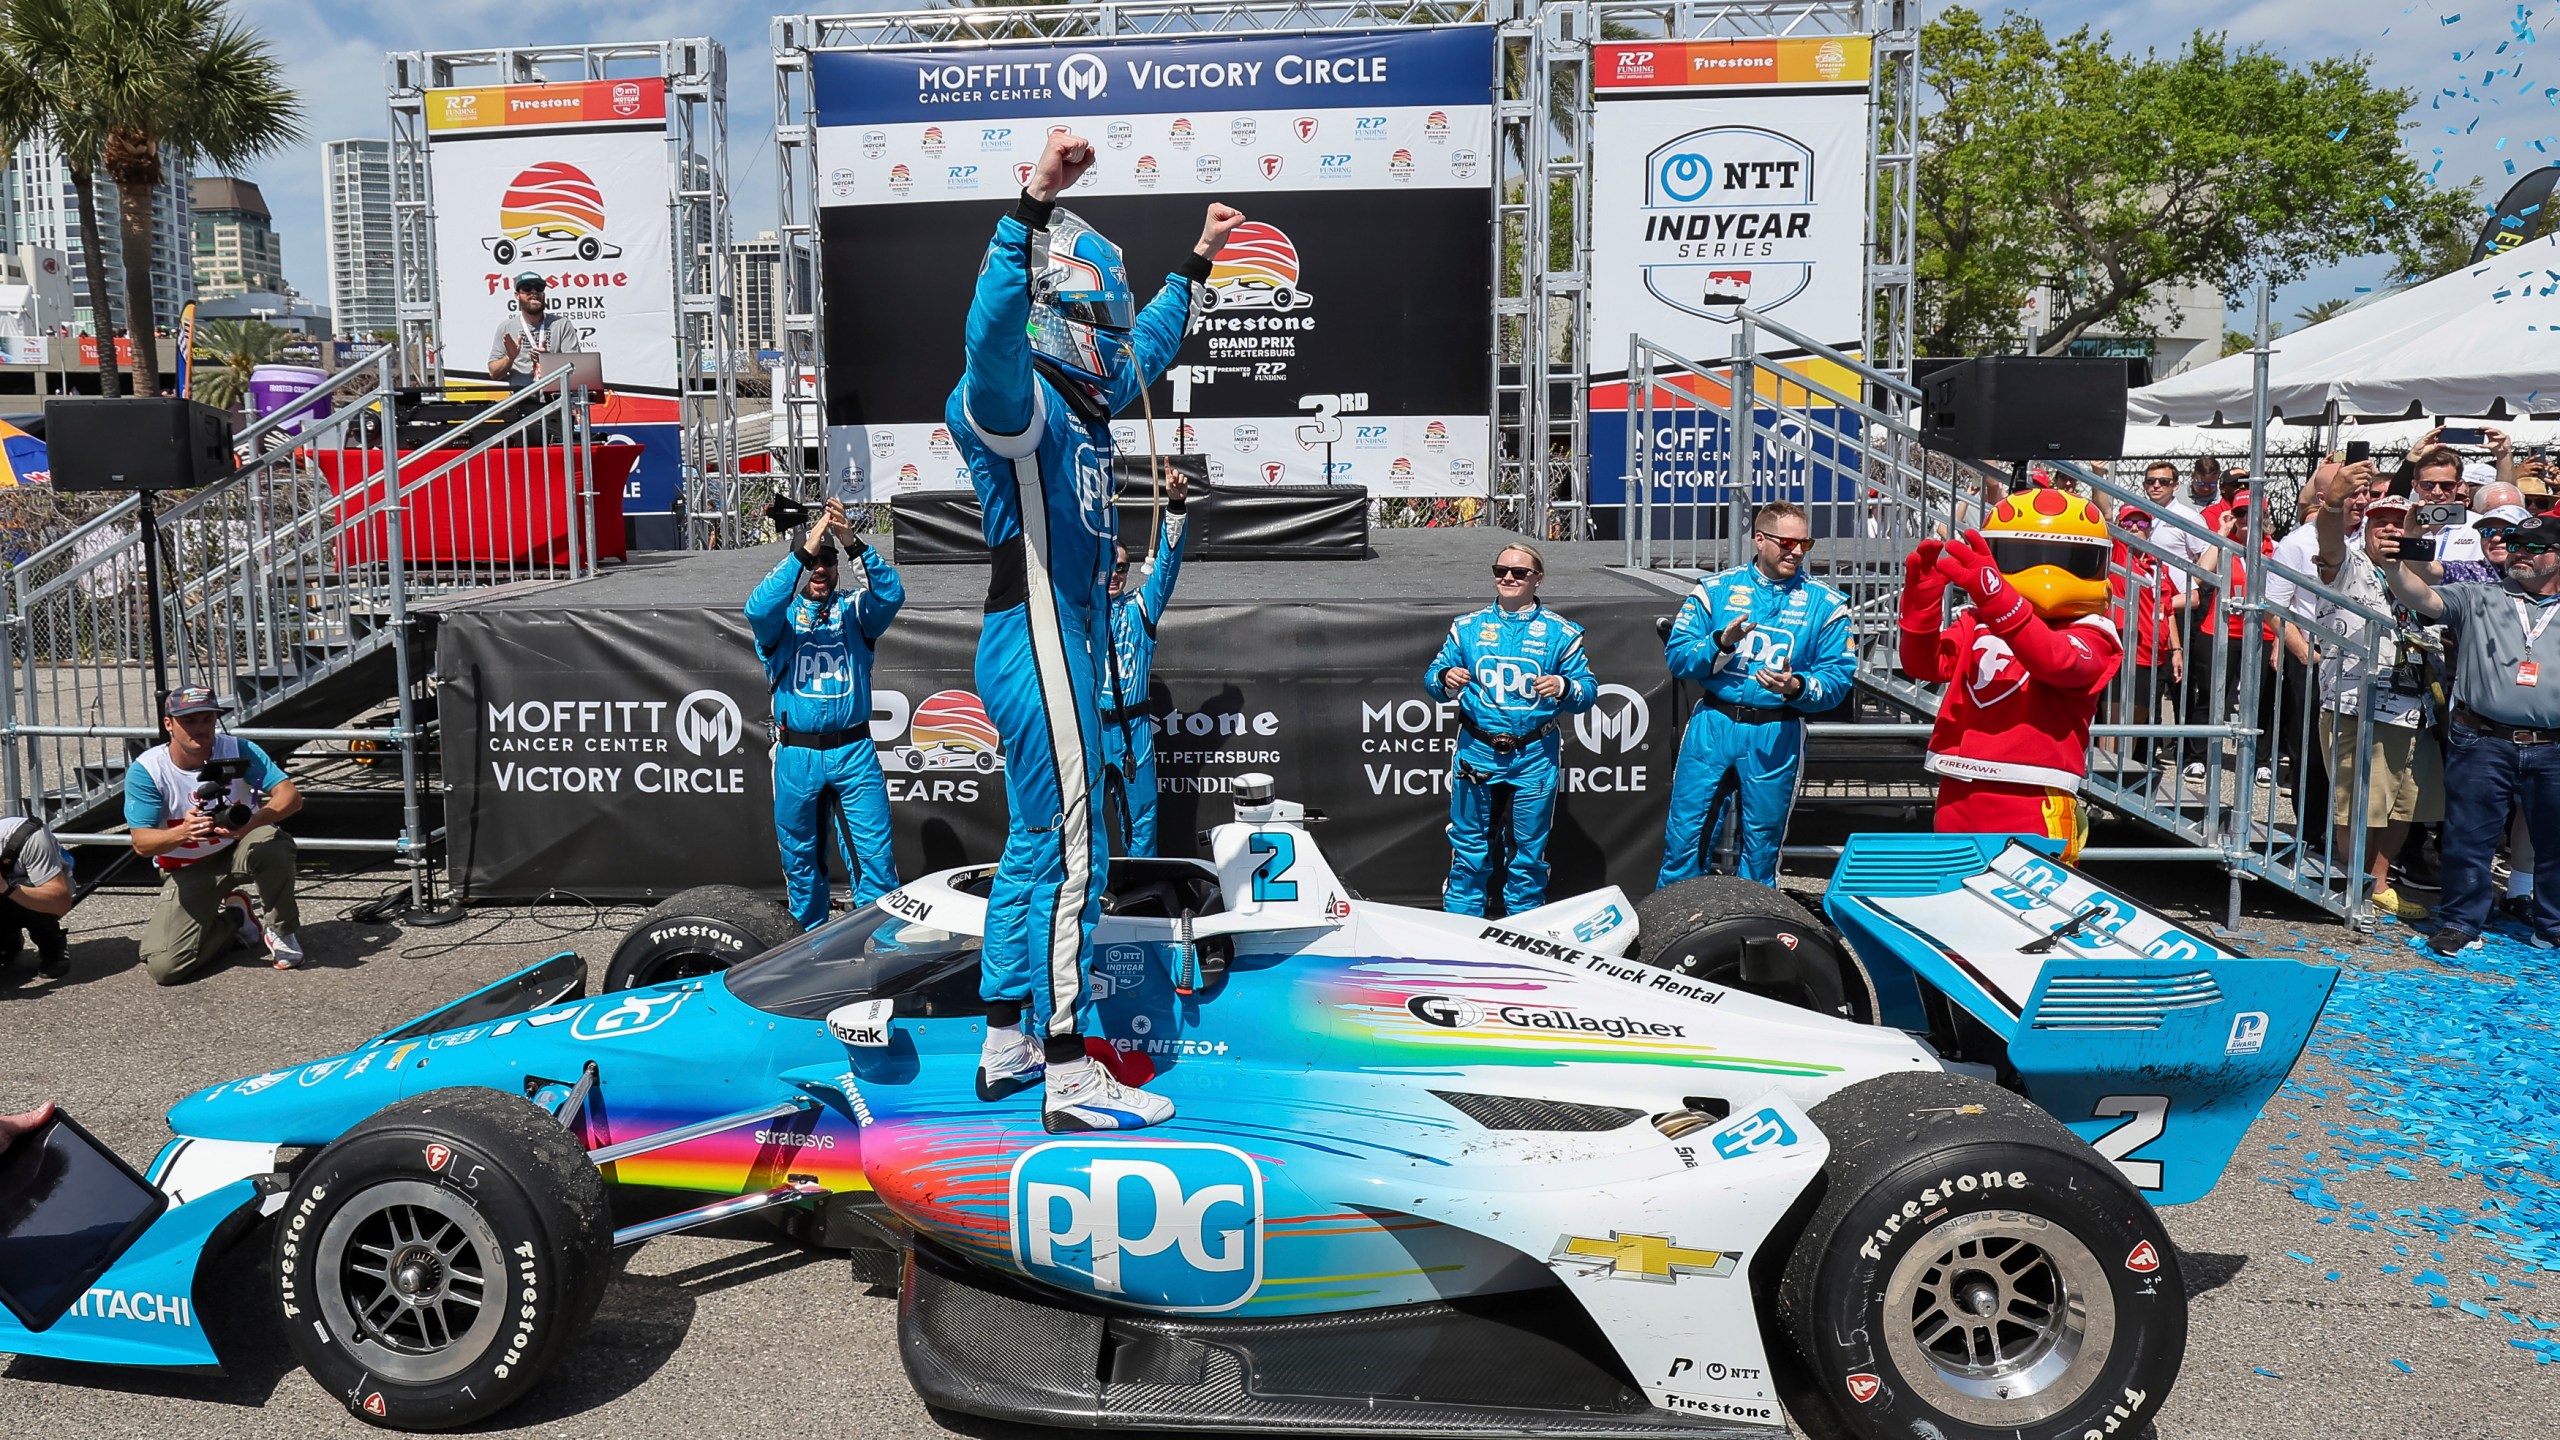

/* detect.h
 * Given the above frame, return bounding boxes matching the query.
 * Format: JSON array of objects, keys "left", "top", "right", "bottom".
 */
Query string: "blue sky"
[{"left": 232, "top": 0, "right": 2509, "bottom": 330}]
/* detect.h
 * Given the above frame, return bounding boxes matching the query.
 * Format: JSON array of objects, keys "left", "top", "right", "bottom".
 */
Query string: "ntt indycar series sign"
[{"left": 810, "top": 27, "right": 1495, "bottom": 500}]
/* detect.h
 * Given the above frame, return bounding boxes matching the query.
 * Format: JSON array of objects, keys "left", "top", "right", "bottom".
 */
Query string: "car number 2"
[
  {"left": 1249, "top": 832, "right": 1298, "bottom": 902},
  {"left": 2089, "top": 1095, "right": 2169, "bottom": 1190}
]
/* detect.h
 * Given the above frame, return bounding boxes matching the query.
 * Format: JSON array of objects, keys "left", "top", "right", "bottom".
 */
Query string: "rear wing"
[{"left": 1824, "top": 834, "right": 2336, "bottom": 1205}]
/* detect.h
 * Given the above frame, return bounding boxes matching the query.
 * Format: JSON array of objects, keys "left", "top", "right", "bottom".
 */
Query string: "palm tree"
[
  {"left": 80, "top": 0, "right": 300, "bottom": 397},
  {"left": 0, "top": 0, "right": 124, "bottom": 397},
  {"left": 2293, "top": 296, "right": 2352, "bottom": 329},
  {"left": 188, "top": 317, "right": 293, "bottom": 411}
]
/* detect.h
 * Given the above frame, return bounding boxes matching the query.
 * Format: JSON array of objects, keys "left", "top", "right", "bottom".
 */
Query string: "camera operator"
[
  {"left": 126, "top": 687, "right": 304, "bottom": 983},
  {"left": 0, "top": 810, "right": 76, "bottom": 980},
  {"left": 2382, "top": 511, "right": 2560, "bottom": 954},
  {"left": 2306, "top": 461, "right": 2439, "bottom": 924}
]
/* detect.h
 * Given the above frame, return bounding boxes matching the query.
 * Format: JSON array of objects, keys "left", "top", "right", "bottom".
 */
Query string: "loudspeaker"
[
  {"left": 1917, "top": 356, "right": 2128, "bottom": 462},
  {"left": 45, "top": 397, "right": 238, "bottom": 492}
]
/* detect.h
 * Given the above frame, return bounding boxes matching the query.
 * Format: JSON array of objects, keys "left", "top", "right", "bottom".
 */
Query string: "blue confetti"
[
  {"left": 2254, "top": 1366, "right": 2284, "bottom": 1378},
  {"left": 2390, "top": 1358, "right": 2415, "bottom": 1374},
  {"left": 2287, "top": 1250, "right": 2318, "bottom": 1266}
]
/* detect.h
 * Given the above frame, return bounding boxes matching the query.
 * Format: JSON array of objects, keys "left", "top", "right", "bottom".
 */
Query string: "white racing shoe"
[
  {"left": 975, "top": 1026, "right": 1047, "bottom": 1101},
  {"left": 1042, "top": 1056, "right": 1175, "bottom": 1133}
]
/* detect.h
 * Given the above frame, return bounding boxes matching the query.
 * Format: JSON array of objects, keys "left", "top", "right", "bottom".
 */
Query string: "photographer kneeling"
[
  {"left": 2384, "top": 512, "right": 2560, "bottom": 954},
  {"left": 127, "top": 687, "right": 305, "bottom": 983}
]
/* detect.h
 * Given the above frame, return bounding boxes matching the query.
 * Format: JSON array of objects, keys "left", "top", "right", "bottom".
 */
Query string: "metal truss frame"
[{"left": 387, "top": 40, "right": 739, "bottom": 542}]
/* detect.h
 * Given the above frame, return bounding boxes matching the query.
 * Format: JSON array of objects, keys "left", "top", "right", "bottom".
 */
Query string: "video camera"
[{"left": 193, "top": 756, "right": 256, "bottom": 830}]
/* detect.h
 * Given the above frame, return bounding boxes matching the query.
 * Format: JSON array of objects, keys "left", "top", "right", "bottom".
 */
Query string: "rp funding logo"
[
  {"left": 674, "top": 689, "right": 744, "bottom": 757},
  {"left": 1057, "top": 52, "right": 1110, "bottom": 101}
]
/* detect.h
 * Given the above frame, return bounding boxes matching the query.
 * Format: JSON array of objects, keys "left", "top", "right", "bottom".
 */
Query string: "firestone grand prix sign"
[{"left": 808, "top": 28, "right": 1497, "bottom": 500}]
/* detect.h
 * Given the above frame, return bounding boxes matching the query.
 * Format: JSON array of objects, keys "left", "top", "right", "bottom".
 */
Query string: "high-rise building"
[
  {"left": 323, "top": 139, "right": 396, "bottom": 340},
  {"left": 0, "top": 138, "right": 193, "bottom": 333},
  {"left": 190, "top": 176, "right": 285, "bottom": 300},
  {"left": 718, "top": 231, "right": 805, "bottom": 357}
]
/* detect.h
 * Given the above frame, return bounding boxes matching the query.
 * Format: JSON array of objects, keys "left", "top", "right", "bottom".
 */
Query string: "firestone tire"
[
  {"left": 273, "top": 1088, "right": 610, "bottom": 1431},
  {"left": 1774, "top": 1071, "right": 2185, "bottom": 1440},
  {"left": 1633, "top": 876, "right": 1878, "bottom": 1023},
  {"left": 604, "top": 884, "right": 800, "bottom": 991}
]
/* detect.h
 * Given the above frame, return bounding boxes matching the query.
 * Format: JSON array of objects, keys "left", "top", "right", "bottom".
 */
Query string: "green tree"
[
  {"left": 0, "top": 0, "right": 124, "bottom": 397},
  {"left": 188, "top": 317, "right": 294, "bottom": 410},
  {"left": 81, "top": 0, "right": 300, "bottom": 396},
  {"left": 1918, "top": 7, "right": 2476, "bottom": 357},
  {"left": 2293, "top": 296, "right": 2352, "bottom": 328}
]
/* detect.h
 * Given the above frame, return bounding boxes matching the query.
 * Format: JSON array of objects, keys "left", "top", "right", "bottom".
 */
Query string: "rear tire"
[
  {"left": 1773, "top": 1071, "right": 2184, "bottom": 1440},
  {"left": 604, "top": 884, "right": 800, "bottom": 991},
  {"left": 274, "top": 1088, "right": 610, "bottom": 1431},
  {"left": 1634, "top": 877, "right": 1877, "bottom": 1022}
]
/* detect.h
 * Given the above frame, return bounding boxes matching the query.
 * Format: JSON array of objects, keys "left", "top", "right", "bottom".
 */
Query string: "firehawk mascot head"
[{"left": 1908, "top": 489, "right": 2115, "bottom": 633}]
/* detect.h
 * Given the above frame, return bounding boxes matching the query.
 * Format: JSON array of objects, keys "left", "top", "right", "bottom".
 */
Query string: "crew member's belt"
[
  {"left": 1100, "top": 705, "right": 1145, "bottom": 727},
  {"left": 1460, "top": 717, "right": 1558, "bottom": 755},
  {"left": 2453, "top": 704, "right": 2560, "bottom": 746},
  {"left": 779, "top": 726, "right": 866, "bottom": 750},
  {"left": 1702, "top": 697, "right": 1794, "bottom": 725}
]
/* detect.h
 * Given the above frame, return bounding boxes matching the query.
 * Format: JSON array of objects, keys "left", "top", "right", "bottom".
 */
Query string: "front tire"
[
  {"left": 274, "top": 1088, "right": 611, "bottom": 1431},
  {"left": 1774, "top": 1072, "right": 2184, "bottom": 1440},
  {"left": 604, "top": 884, "right": 800, "bottom": 990}
]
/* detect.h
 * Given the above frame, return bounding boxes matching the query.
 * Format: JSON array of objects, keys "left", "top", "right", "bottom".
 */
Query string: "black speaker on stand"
[
  {"left": 1916, "top": 356, "right": 2130, "bottom": 463},
  {"left": 46, "top": 396, "right": 240, "bottom": 705}
]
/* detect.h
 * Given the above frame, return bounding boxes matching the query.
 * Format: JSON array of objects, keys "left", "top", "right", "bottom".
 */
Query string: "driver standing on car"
[
  {"left": 951, "top": 130, "right": 1242, "bottom": 1133},
  {"left": 748, "top": 496, "right": 905, "bottom": 930},
  {"left": 486, "top": 272, "right": 587, "bottom": 388}
]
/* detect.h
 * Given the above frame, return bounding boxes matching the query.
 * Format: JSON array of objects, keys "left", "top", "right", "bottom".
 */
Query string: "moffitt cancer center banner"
[
  {"left": 809, "top": 28, "right": 1496, "bottom": 500},
  {"left": 1584, "top": 37, "right": 1874, "bottom": 518}
]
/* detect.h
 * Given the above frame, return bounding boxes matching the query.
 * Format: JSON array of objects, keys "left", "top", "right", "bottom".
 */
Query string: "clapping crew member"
[
  {"left": 1900, "top": 491, "right": 2123, "bottom": 861},
  {"left": 2383, "top": 510, "right": 2560, "bottom": 954},
  {"left": 0, "top": 808, "right": 76, "bottom": 980},
  {"left": 1655, "top": 502, "right": 1854, "bottom": 888},
  {"left": 951, "top": 129, "right": 1240, "bottom": 1132},
  {"left": 1100, "top": 472, "right": 1190, "bottom": 857},
  {"left": 747, "top": 496, "right": 905, "bottom": 930},
  {"left": 127, "top": 686, "right": 305, "bottom": 983},
  {"left": 1429, "top": 543, "right": 1599, "bottom": 918}
]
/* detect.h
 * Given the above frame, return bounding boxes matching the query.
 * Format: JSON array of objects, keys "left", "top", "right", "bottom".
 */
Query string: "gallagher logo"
[
  {"left": 1423, "top": 110, "right": 1450, "bottom": 141},
  {"left": 1134, "top": 155, "right": 1160, "bottom": 188},
  {"left": 1204, "top": 222, "right": 1312, "bottom": 313},
  {"left": 1388, "top": 148, "right": 1415, "bottom": 182},
  {"left": 481, "top": 162, "right": 621, "bottom": 267},
  {"left": 888, "top": 164, "right": 913, "bottom": 195},
  {"left": 1258, "top": 154, "right": 1283, "bottom": 181},
  {"left": 1168, "top": 117, "right": 1194, "bottom": 148},
  {"left": 1424, "top": 420, "right": 1450, "bottom": 451},
  {"left": 920, "top": 125, "right": 946, "bottom": 156},
  {"left": 1293, "top": 117, "right": 1319, "bottom": 142}
]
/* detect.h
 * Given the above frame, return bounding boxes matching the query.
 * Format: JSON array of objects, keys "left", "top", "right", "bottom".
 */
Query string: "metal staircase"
[
  {"left": 0, "top": 348, "right": 605, "bottom": 896},
  {"left": 1621, "top": 312, "right": 2392, "bottom": 922}
]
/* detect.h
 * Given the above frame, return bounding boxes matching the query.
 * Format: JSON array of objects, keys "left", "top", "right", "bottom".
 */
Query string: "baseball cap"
[
  {"left": 2463, "top": 460, "right": 2499, "bottom": 488},
  {"left": 163, "top": 685, "right": 229, "bottom": 718},
  {"left": 2115, "top": 503, "right": 2151, "bottom": 524},
  {"left": 2481, "top": 504, "right": 2533, "bottom": 525},
  {"left": 513, "top": 271, "right": 547, "bottom": 292},
  {"left": 2511, "top": 514, "right": 2560, "bottom": 549},
  {"left": 2366, "top": 492, "right": 2413, "bottom": 516}
]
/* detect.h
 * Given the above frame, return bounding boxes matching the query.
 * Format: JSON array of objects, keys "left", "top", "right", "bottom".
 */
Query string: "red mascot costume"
[{"left": 1900, "top": 490, "right": 2123, "bottom": 862}]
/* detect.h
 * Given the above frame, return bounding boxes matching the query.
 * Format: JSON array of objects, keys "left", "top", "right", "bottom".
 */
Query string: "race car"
[
  {"left": 483, "top": 228, "right": 622, "bottom": 265},
  {"left": 0, "top": 777, "right": 2333, "bottom": 1438}
]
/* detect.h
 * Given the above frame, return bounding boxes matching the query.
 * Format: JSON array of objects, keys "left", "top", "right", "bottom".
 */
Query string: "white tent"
[{"left": 2127, "top": 227, "right": 2560, "bottom": 424}]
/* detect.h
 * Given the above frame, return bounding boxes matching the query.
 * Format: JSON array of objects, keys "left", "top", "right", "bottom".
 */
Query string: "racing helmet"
[
  {"left": 1028, "top": 209, "right": 1136, "bottom": 390},
  {"left": 1985, "top": 488, "right": 2113, "bottom": 619}
]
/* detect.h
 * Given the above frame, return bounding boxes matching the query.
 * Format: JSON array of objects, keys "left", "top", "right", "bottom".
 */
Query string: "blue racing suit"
[
  {"left": 950, "top": 203, "right": 1206, "bottom": 1039},
  {"left": 1427, "top": 602, "right": 1599, "bottom": 917},
  {"left": 1656, "top": 563, "right": 1855, "bottom": 889},
  {"left": 1101, "top": 508, "right": 1188, "bottom": 857},
  {"left": 748, "top": 542, "right": 905, "bottom": 927}
]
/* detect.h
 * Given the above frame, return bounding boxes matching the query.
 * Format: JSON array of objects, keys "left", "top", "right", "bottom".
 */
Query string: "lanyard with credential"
[{"left": 2510, "top": 595, "right": 2560, "bottom": 687}]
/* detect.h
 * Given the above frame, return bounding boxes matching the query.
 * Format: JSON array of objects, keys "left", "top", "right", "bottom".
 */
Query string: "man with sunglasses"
[
  {"left": 1428, "top": 543, "right": 1599, "bottom": 918},
  {"left": 747, "top": 496, "right": 906, "bottom": 931},
  {"left": 1655, "top": 502, "right": 1855, "bottom": 887},
  {"left": 2383, "top": 509, "right": 2560, "bottom": 953}
]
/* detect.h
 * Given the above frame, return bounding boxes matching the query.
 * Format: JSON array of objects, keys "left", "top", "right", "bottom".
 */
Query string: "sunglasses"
[
  {"left": 2514, "top": 539, "right": 2560, "bottom": 556},
  {"left": 2480, "top": 526, "right": 2519, "bottom": 542},
  {"left": 1491, "top": 564, "right": 1539, "bottom": 581},
  {"left": 1755, "top": 532, "right": 1814, "bottom": 552},
  {"left": 1112, "top": 563, "right": 1132, "bottom": 575},
  {"left": 2417, "top": 476, "right": 2466, "bottom": 491}
]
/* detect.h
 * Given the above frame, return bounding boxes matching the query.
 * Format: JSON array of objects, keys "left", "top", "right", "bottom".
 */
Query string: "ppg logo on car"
[{"left": 1011, "top": 1142, "right": 1263, "bottom": 1312}]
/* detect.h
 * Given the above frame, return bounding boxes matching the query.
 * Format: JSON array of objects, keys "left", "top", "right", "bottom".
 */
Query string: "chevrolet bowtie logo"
[{"left": 1551, "top": 1231, "right": 1741, "bottom": 1283}]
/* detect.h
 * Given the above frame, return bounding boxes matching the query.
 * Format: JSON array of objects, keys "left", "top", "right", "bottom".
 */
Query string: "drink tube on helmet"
[{"left": 1028, "top": 209, "right": 1136, "bottom": 389}]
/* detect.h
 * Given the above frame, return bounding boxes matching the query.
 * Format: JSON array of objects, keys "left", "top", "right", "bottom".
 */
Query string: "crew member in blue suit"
[
  {"left": 1656, "top": 500, "right": 1856, "bottom": 888},
  {"left": 1429, "top": 543, "right": 1601, "bottom": 918},
  {"left": 1101, "top": 470, "right": 1190, "bottom": 857},
  {"left": 747, "top": 496, "right": 906, "bottom": 930},
  {"left": 951, "top": 129, "right": 1245, "bottom": 1132}
]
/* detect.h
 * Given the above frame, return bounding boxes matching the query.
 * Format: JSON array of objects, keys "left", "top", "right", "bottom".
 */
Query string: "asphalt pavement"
[{"left": 1, "top": 866, "right": 2553, "bottom": 1438}]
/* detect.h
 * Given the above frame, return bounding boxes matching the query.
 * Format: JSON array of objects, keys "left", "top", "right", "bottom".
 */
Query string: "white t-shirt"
[{"left": 2150, "top": 498, "right": 2215, "bottom": 568}]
